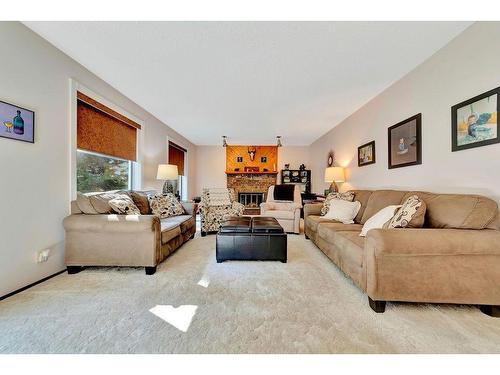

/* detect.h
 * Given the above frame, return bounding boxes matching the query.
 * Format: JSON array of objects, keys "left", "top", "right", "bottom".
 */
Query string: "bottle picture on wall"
[{"left": 0, "top": 100, "right": 35, "bottom": 143}]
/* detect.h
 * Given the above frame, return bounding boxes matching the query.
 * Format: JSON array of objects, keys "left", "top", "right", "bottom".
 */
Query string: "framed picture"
[
  {"left": 388, "top": 113, "right": 422, "bottom": 169},
  {"left": 0, "top": 100, "right": 35, "bottom": 143},
  {"left": 451, "top": 87, "right": 499, "bottom": 152},
  {"left": 358, "top": 140, "right": 375, "bottom": 167},
  {"left": 260, "top": 156, "right": 267, "bottom": 163},
  {"left": 236, "top": 156, "right": 243, "bottom": 162}
]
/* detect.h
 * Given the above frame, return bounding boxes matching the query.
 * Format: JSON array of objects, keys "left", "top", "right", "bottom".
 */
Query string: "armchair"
[
  {"left": 260, "top": 185, "right": 302, "bottom": 234},
  {"left": 199, "top": 188, "right": 245, "bottom": 236}
]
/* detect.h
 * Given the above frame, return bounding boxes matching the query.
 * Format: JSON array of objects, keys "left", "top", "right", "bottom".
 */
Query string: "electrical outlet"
[{"left": 37, "top": 249, "right": 50, "bottom": 263}]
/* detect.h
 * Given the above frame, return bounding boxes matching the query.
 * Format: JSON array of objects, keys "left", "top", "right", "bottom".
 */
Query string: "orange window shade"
[
  {"left": 168, "top": 142, "right": 186, "bottom": 176},
  {"left": 77, "top": 99, "right": 137, "bottom": 161}
]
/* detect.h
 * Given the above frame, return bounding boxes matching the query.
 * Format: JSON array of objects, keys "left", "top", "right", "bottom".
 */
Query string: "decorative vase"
[{"left": 13, "top": 110, "right": 24, "bottom": 135}]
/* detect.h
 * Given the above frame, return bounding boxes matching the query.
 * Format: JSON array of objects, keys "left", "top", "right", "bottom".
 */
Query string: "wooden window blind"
[
  {"left": 76, "top": 92, "right": 140, "bottom": 161},
  {"left": 168, "top": 141, "right": 186, "bottom": 176}
]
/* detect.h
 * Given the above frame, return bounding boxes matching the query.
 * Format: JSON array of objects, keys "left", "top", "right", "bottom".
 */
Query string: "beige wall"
[
  {"left": 0, "top": 22, "right": 196, "bottom": 297},
  {"left": 194, "top": 145, "right": 310, "bottom": 194},
  {"left": 309, "top": 22, "right": 500, "bottom": 204}
]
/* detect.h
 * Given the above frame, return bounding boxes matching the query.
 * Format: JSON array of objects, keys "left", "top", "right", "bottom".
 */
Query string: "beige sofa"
[
  {"left": 260, "top": 185, "right": 302, "bottom": 234},
  {"left": 304, "top": 189, "right": 500, "bottom": 315},
  {"left": 63, "top": 191, "right": 197, "bottom": 275}
]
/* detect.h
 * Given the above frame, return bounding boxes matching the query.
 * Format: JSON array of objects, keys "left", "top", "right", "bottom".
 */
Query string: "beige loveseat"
[
  {"left": 304, "top": 190, "right": 500, "bottom": 315},
  {"left": 63, "top": 191, "right": 197, "bottom": 275}
]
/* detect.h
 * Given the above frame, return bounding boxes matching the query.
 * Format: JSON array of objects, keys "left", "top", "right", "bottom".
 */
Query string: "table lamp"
[
  {"left": 157, "top": 164, "right": 179, "bottom": 195},
  {"left": 324, "top": 166, "right": 345, "bottom": 193}
]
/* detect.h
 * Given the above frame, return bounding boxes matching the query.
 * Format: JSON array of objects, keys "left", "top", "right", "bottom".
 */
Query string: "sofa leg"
[
  {"left": 145, "top": 266, "right": 157, "bottom": 275},
  {"left": 305, "top": 234, "right": 309, "bottom": 240},
  {"left": 190, "top": 232, "right": 195, "bottom": 239},
  {"left": 67, "top": 266, "right": 83, "bottom": 274},
  {"left": 201, "top": 231, "right": 207, "bottom": 237},
  {"left": 368, "top": 297, "right": 386, "bottom": 313},
  {"left": 478, "top": 305, "right": 498, "bottom": 317}
]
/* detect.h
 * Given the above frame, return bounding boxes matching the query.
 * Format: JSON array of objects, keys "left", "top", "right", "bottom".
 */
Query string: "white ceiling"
[{"left": 25, "top": 22, "right": 471, "bottom": 145}]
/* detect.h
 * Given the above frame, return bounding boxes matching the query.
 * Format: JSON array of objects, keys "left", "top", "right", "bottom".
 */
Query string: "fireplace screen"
[{"left": 238, "top": 192, "right": 264, "bottom": 208}]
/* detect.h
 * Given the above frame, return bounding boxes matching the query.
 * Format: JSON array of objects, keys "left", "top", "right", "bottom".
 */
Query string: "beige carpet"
[{"left": 1, "top": 232, "right": 499, "bottom": 354}]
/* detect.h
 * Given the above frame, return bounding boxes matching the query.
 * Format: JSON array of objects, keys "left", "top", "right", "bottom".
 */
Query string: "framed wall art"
[
  {"left": 0, "top": 100, "right": 35, "bottom": 143},
  {"left": 388, "top": 113, "right": 422, "bottom": 169},
  {"left": 451, "top": 87, "right": 499, "bottom": 152},
  {"left": 358, "top": 140, "right": 375, "bottom": 167}
]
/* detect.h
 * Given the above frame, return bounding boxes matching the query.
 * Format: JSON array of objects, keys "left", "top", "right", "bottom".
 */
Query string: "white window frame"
[{"left": 69, "top": 79, "right": 144, "bottom": 201}]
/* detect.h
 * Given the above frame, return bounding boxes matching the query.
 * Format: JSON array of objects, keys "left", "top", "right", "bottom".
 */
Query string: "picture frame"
[
  {"left": 358, "top": 140, "right": 375, "bottom": 167},
  {"left": 236, "top": 156, "right": 243, "bottom": 162},
  {"left": 0, "top": 99, "right": 35, "bottom": 143},
  {"left": 451, "top": 87, "right": 499, "bottom": 152},
  {"left": 260, "top": 156, "right": 267, "bottom": 163},
  {"left": 388, "top": 113, "right": 422, "bottom": 169}
]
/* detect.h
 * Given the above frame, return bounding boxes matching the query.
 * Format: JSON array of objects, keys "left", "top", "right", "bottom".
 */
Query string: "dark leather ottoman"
[{"left": 216, "top": 216, "right": 287, "bottom": 263}]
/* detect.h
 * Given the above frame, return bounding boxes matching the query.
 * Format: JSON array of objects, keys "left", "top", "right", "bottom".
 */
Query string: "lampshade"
[
  {"left": 156, "top": 164, "right": 178, "bottom": 180},
  {"left": 324, "top": 166, "right": 345, "bottom": 183}
]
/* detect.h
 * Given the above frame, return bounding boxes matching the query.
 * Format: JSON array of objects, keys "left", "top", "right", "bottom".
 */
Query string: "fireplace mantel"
[{"left": 225, "top": 171, "right": 278, "bottom": 175}]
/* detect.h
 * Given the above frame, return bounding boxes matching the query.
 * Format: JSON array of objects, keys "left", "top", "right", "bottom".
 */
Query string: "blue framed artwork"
[{"left": 0, "top": 100, "right": 35, "bottom": 143}]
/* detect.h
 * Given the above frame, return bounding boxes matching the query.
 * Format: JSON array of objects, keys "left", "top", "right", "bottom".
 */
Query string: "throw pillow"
[
  {"left": 148, "top": 193, "right": 185, "bottom": 218},
  {"left": 323, "top": 198, "right": 361, "bottom": 224},
  {"left": 129, "top": 191, "right": 151, "bottom": 215},
  {"left": 89, "top": 192, "right": 123, "bottom": 214},
  {"left": 76, "top": 192, "right": 98, "bottom": 214},
  {"left": 385, "top": 195, "right": 426, "bottom": 229},
  {"left": 359, "top": 205, "right": 402, "bottom": 237},
  {"left": 321, "top": 191, "right": 355, "bottom": 216},
  {"left": 108, "top": 194, "right": 141, "bottom": 215}
]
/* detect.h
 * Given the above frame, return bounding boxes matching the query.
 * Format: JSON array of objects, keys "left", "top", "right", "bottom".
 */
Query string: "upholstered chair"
[
  {"left": 199, "top": 188, "right": 245, "bottom": 236},
  {"left": 260, "top": 185, "right": 302, "bottom": 234}
]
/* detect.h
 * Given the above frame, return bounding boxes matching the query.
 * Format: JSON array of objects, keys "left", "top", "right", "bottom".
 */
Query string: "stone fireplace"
[{"left": 227, "top": 173, "right": 277, "bottom": 213}]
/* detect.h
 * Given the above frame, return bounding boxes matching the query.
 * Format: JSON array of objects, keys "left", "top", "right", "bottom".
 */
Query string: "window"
[
  {"left": 168, "top": 141, "right": 188, "bottom": 200},
  {"left": 75, "top": 91, "right": 141, "bottom": 193},
  {"left": 76, "top": 150, "right": 132, "bottom": 193}
]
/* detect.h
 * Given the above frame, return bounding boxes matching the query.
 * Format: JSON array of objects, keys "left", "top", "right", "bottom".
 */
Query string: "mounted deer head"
[{"left": 247, "top": 146, "right": 257, "bottom": 161}]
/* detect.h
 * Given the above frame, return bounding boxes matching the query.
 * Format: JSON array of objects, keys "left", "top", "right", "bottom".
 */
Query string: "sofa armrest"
[
  {"left": 181, "top": 202, "right": 198, "bottom": 218},
  {"left": 304, "top": 203, "right": 323, "bottom": 222},
  {"left": 364, "top": 228, "right": 500, "bottom": 304},
  {"left": 63, "top": 214, "right": 160, "bottom": 233},
  {"left": 365, "top": 228, "right": 500, "bottom": 257}
]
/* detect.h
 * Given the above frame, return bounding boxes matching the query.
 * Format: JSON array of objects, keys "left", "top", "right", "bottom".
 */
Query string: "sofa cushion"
[
  {"left": 349, "top": 190, "right": 373, "bottom": 223},
  {"left": 161, "top": 224, "right": 182, "bottom": 244},
  {"left": 317, "top": 222, "right": 364, "bottom": 243},
  {"left": 402, "top": 191, "right": 498, "bottom": 229},
  {"left": 360, "top": 190, "right": 408, "bottom": 224},
  {"left": 160, "top": 215, "right": 193, "bottom": 244},
  {"left": 332, "top": 231, "right": 365, "bottom": 267},
  {"left": 306, "top": 215, "right": 338, "bottom": 232}
]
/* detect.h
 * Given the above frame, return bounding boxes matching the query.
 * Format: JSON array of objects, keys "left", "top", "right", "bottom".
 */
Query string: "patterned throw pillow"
[
  {"left": 321, "top": 191, "right": 355, "bottom": 216},
  {"left": 385, "top": 195, "right": 426, "bottom": 229},
  {"left": 148, "top": 193, "right": 185, "bottom": 218},
  {"left": 108, "top": 194, "right": 141, "bottom": 215}
]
